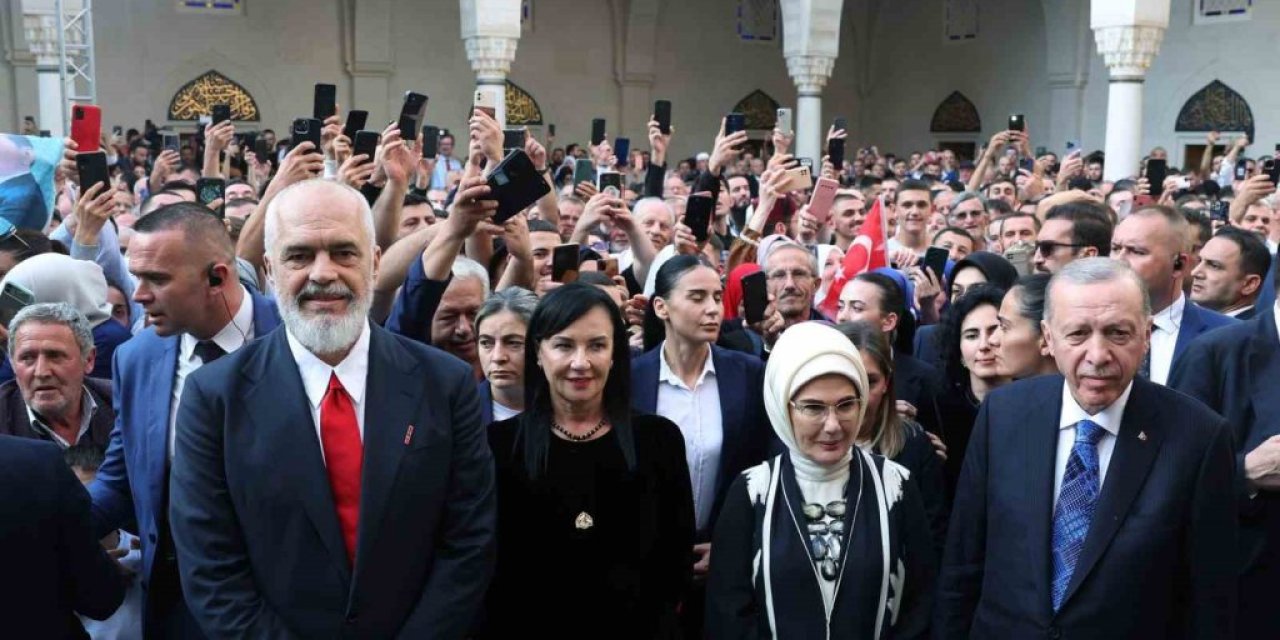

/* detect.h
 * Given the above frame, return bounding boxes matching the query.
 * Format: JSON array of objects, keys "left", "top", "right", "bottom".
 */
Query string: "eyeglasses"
[
  {"left": 790, "top": 397, "right": 861, "bottom": 422},
  {"left": 1035, "top": 240, "right": 1087, "bottom": 257}
]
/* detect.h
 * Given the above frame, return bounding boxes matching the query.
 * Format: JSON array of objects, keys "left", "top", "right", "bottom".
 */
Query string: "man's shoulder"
[
  {"left": 1192, "top": 312, "right": 1265, "bottom": 349},
  {"left": 985, "top": 374, "right": 1062, "bottom": 409},
  {"left": 1186, "top": 302, "right": 1237, "bottom": 330},
  {"left": 0, "top": 433, "right": 59, "bottom": 469},
  {"left": 113, "top": 327, "right": 174, "bottom": 371},
  {"left": 378, "top": 327, "right": 473, "bottom": 382}
]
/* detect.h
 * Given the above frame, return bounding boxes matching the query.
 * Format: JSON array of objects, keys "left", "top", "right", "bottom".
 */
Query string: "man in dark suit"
[
  {"left": 170, "top": 179, "right": 495, "bottom": 637},
  {"left": 0, "top": 434, "right": 123, "bottom": 638},
  {"left": 89, "top": 203, "right": 281, "bottom": 637},
  {"left": 0, "top": 303, "right": 113, "bottom": 448},
  {"left": 1188, "top": 226, "right": 1271, "bottom": 321},
  {"left": 1110, "top": 204, "right": 1235, "bottom": 384},
  {"left": 1171, "top": 263, "right": 1280, "bottom": 638},
  {"left": 936, "top": 258, "right": 1236, "bottom": 639}
]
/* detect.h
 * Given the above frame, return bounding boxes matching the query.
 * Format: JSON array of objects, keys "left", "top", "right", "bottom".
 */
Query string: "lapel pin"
[
  {"left": 404, "top": 425, "right": 415, "bottom": 446},
  {"left": 1138, "top": 431, "right": 1148, "bottom": 442}
]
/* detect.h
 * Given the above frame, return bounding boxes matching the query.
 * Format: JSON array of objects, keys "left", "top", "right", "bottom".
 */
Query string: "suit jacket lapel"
[
  {"left": 148, "top": 337, "right": 179, "bottom": 505},
  {"left": 242, "top": 330, "right": 352, "bottom": 583},
  {"left": 250, "top": 292, "right": 282, "bottom": 335},
  {"left": 1173, "top": 303, "right": 1204, "bottom": 364},
  {"left": 1025, "top": 377, "right": 1062, "bottom": 618},
  {"left": 713, "top": 348, "right": 746, "bottom": 490},
  {"left": 1247, "top": 311, "right": 1280, "bottom": 445},
  {"left": 1061, "top": 380, "right": 1164, "bottom": 606},
  {"left": 353, "top": 326, "right": 423, "bottom": 572},
  {"left": 632, "top": 349, "right": 660, "bottom": 414}
]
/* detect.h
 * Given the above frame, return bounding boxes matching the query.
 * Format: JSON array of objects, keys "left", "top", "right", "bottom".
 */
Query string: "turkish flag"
[{"left": 819, "top": 196, "right": 888, "bottom": 317}]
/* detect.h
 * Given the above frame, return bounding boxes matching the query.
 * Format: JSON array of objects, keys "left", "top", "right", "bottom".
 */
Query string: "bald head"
[{"left": 264, "top": 179, "right": 375, "bottom": 258}]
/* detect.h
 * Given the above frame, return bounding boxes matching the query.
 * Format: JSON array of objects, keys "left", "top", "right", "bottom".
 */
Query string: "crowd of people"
[{"left": 3, "top": 82, "right": 1279, "bottom": 639}]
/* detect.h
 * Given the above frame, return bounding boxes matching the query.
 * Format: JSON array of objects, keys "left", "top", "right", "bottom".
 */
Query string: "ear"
[
  {"left": 83, "top": 346, "right": 97, "bottom": 377},
  {"left": 1079, "top": 246, "right": 1099, "bottom": 258},
  {"left": 882, "top": 311, "right": 899, "bottom": 335},
  {"left": 262, "top": 255, "right": 275, "bottom": 283},
  {"left": 653, "top": 296, "right": 670, "bottom": 322},
  {"left": 1040, "top": 320, "right": 1057, "bottom": 358},
  {"left": 772, "top": 221, "right": 787, "bottom": 236},
  {"left": 1242, "top": 274, "right": 1264, "bottom": 297}
]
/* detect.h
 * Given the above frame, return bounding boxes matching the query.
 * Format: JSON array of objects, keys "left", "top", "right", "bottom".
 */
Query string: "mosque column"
[
  {"left": 1091, "top": 0, "right": 1169, "bottom": 180},
  {"left": 781, "top": 0, "right": 842, "bottom": 161},
  {"left": 461, "top": 0, "right": 521, "bottom": 128}
]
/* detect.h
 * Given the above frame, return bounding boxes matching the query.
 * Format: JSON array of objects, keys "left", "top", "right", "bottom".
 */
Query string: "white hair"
[
  {"left": 451, "top": 256, "right": 491, "bottom": 297},
  {"left": 633, "top": 197, "right": 675, "bottom": 226},
  {"left": 264, "top": 179, "right": 375, "bottom": 257},
  {"left": 1045, "top": 257, "right": 1151, "bottom": 321}
]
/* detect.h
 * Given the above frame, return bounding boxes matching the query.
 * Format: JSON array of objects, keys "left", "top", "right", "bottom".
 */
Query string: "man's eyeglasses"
[
  {"left": 790, "top": 397, "right": 861, "bottom": 422},
  {"left": 1035, "top": 240, "right": 1086, "bottom": 257}
]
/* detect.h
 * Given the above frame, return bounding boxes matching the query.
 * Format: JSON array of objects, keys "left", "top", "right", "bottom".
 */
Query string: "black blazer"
[
  {"left": 0, "top": 435, "right": 123, "bottom": 638},
  {"left": 169, "top": 324, "right": 496, "bottom": 638},
  {"left": 631, "top": 344, "right": 773, "bottom": 538},
  {"left": 935, "top": 375, "right": 1237, "bottom": 639},
  {"left": 0, "top": 377, "right": 114, "bottom": 447},
  {"left": 894, "top": 351, "right": 944, "bottom": 436},
  {"left": 1170, "top": 308, "right": 1280, "bottom": 637}
]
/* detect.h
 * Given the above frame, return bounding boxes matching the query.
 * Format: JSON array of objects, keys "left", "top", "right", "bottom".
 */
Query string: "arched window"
[
  {"left": 732, "top": 90, "right": 782, "bottom": 131},
  {"left": 505, "top": 80, "right": 543, "bottom": 126},
  {"left": 167, "top": 70, "right": 260, "bottom": 122},
  {"left": 930, "top": 91, "right": 981, "bottom": 133},
  {"left": 1175, "top": 79, "right": 1254, "bottom": 142}
]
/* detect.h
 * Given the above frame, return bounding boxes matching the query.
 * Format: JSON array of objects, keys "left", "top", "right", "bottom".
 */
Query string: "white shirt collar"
[
  {"left": 1059, "top": 379, "right": 1133, "bottom": 436},
  {"left": 1225, "top": 304, "right": 1255, "bottom": 318},
  {"left": 180, "top": 286, "right": 254, "bottom": 361},
  {"left": 1152, "top": 292, "right": 1185, "bottom": 334},
  {"left": 657, "top": 341, "right": 716, "bottom": 391},
  {"left": 285, "top": 322, "right": 372, "bottom": 410},
  {"left": 25, "top": 385, "right": 98, "bottom": 447}
]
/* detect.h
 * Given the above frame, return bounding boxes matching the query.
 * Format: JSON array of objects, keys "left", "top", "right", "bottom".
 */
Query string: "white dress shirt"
[
  {"left": 1226, "top": 304, "right": 1255, "bottom": 318},
  {"left": 27, "top": 386, "right": 98, "bottom": 449},
  {"left": 1052, "top": 381, "right": 1133, "bottom": 510},
  {"left": 492, "top": 400, "right": 521, "bottom": 422},
  {"left": 286, "top": 322, "right": 372, "bottom": 462},
  {"left": 169, "top": 287, "right": 254, "bottom": 457},
  {"left": 655, "top": 343, "right": 723, "bottom": 532},
  {"left": 1148, "top": 293, "right": 1185, "bottom": 386}
]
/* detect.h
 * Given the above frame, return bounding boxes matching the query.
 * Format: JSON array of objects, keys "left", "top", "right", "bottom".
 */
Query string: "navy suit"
[
  {"left": 631, "top": 345, "right": 773, "bottom": 538},
  {"left": 478, "top": 379, "right": 494, "bottom": 427},
  {"left": 0, "top": 435, "right": 123, "bottom": 639},
  {"left": 913, "top": 324, "right": 942, "bottom": 370},
  {"left": 1170, "top": 308, "right": 1280, "bottom": 638},
  {"left": 895, "top": 352, "right": 944, "bottom": 435},
  {"left": 88, "top": 291, "right": 280, "bottom": 632},
  {"left": 935, "top": 375, "right": 1237, "bottom": 639},
  {"left": 169, "top": 324, "right": 496, "bottom": 638},
  {"left": 1170, "top": 301, "right": 1235, "bottom": 373}
]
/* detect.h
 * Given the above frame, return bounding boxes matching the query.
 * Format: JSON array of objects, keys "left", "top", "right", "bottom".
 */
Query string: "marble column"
[
  {"left": 786, "top": 54, "right": 835, "bottom": 162},
  {"left": 781, "top": 0, "right": 843, "bottom": 162},
  {"left": 1093, "top": 25, "right": 1164, "bottom": 180},
  {"left": 460, "top": 0, "right": 521, "bottom": 128}
]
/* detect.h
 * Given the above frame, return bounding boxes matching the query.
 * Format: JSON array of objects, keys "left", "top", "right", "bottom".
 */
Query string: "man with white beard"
[{"left": 169, "top": 179, "right": 496, "bottom": 638}]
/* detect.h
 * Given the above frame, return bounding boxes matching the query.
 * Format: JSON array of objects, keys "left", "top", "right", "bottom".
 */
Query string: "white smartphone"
[
  {"left": 777, "top": 108, "right": 793, "bottom": 136},
  {"left": 474, "top": 90, "right": 498, "bottom": 119}
]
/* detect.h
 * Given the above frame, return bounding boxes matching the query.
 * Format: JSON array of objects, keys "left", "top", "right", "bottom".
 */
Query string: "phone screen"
[
  {"left": 923, "top": 247, "right": 949, "bottom": 281},
  {"left": 684, "top": 195, "right": 714, "bottom": 245},
  {"left": 742, "top": 271, "right": 769, "bottom": 325},
  {"left": 553, "top": 244, "right": 581, "bottom": 283},
  {"left": 0, "top": 282, "right": 34, "bottom": 328}
]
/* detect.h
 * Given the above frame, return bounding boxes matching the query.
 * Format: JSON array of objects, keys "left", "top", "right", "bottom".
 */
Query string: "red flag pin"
[{"left": 404, "top": 425, "right": 415, "bottom": 445}]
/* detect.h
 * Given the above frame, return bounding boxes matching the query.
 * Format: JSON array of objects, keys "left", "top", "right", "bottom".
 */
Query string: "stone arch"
[
  {"left": 930, "top": 91, "right": 981, "bottom": 133},
  {"left": 504, "top": 80, "right": 543, "bottom": 126},
  {"left": 1175, "top": 79, "right": 1254, "bottom": 142},
  {"left": 167, "top": 70, "right": 260, "bottom": 122},
  {"left": 732, "top": 89, "right": 782, "bottom": 130}
]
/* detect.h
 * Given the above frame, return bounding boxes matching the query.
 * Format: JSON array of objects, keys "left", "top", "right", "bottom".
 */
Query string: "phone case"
[
  {"left": 212, "top": 104, "right": 231, "bottom": 125},
  {"left": 313, "top": 84, "right": 337, "bottom": 120},
  {"left": 487, "top": 150, "right": 552, "bottom": 224},
  {"left": 420, "top": 125, "right": 440, "bottom": 158},
  {"left": 725, "top": 113, "right": 746, "bottom": 135},
  {"left": 353, "top": 131, "right": 379, "bottom": 162},
  {"left": 75, "top": 151, "right": 110, "bottom": 197},
  {"left": 777, "top": 108, "right": 793, "bottom": 135},
  {"left": 654, "top": 101, "right": 672, "bottom": 135},
  {"left": 742, "top": 272, "right": 769, "bottom": 324},
  {"left": 614, "top": 138, "right": 631, "bottom": 167},
  {"left": 291, "top": 118, "right": 323, "bottom": 151},
  {"left": 783, "top": 166, "right": 813, "bottom": 192},
  {"left": 399, "top": 92, "right": 428, "bottom": 141},
  {"left": 597, "top": 172, "right": 622, "bottom": 195},
  {"left": 808, "top": 177, "right": 840, "bottom": 225},
  {"left": 573, "top": 159, "right": 596, "bottom": 186},
  {"left": 684, "top": 195, "right": 714, "bottom": 244},
  {"left": 343, "top": 110, "right": 368, "bottom": 140},
  {"left": 553, "top": 244, "right": 581, "bottom": 283},
  {"left": 473, "top": 90, "right": 498, "bottom": 118},
  {"left": 71, "top": 105, "right": 102, "bottom": 153},
  {"left": 591, "top": 119, "right": 607, "bottom": 146}
]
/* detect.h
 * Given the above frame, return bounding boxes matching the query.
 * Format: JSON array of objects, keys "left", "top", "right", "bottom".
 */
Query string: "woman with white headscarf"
[
  {"left": 0, "top": 253, "right": 131, "bottom": 381},
  {"left": 705, "top": 322, "right": 935, "bottom": 639}
]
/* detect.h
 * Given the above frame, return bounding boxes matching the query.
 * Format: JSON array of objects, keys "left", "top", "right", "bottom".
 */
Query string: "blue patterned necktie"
[{"left": 1051, "top": 419, "right": 1105, "bottom": 611}]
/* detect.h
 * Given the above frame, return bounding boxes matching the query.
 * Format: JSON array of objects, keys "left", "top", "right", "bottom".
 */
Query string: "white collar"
[
  {"left": 1059, "top": 379, "right": 1133, "bottom": 436},
  {"left": 25, "top": 384, "right": 98, "bottom": 446},
  {"left": 657, "top": 340, "right": 716, "bottom": 390},
  {"left": 180, "top": 286, "right": 254, "bottom": 359},
  {"left": 285, "top": 322, "right": 372, "bottom": 410},
  {"left": 1152, "top": 292, "right": 1185, "bottom": 333},
  {"left": 1225, "top": 304, "right": 1255, "bottom": 318}
]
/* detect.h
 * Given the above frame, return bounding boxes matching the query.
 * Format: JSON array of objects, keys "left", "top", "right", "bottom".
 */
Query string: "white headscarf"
[
  {"left": 1, "top": 253, "right": 113, "bottom": 328},
  {"left": 814, "top": 244, "right": 841, "bottom": 302},
  {"left": 763, "top": 322, "right": 869, "bottom": 469}
]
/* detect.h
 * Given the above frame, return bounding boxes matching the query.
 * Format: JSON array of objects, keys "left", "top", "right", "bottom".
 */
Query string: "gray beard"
[{"left": 276, "top": 283, "right": 372, "bottom": 358}]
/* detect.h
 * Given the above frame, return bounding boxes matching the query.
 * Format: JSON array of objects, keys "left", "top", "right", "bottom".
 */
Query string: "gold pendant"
[{"left": 574, "top": 511, "right": 594, "bottom": 530}]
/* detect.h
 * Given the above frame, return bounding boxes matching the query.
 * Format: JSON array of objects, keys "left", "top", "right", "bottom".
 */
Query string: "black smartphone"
[
  {"left": 923, "top": 246, "right": 949, "bottom": 281},
  {"left": 420, "top": 125, "right": 440, "bottom": 158},
  {"left": 313, "top": 83, "right": 337, "bottom": 121},
  {"left": 290, "top": 117, "right": 323, "bottom": 152},
  {"left": 1146, "top": 158, "right": 1167, "bottom": 196},
  {"left": 1266, "top": 158, "right": 1280, "bottom": 187},
  {"left": 552, "top": 243, "right": 581, "bottom": 283},
  {"left": 654, "top": 100, "right": 672, "bottom": 135},
  {"left": 1235, "top": 158, "right": 1250, "bottom": 181},
  {"left": 212, "top": 104, "right": 231, "bottom": 125},
  {"left": 487, "top": 149, "right": 552, "bottom": 224},
  {"left": 574, "top": 158, "right": 596, "bottom": 186},
  {"left": 597, "top": 171, "right": 623, "bottom": 196},
  {"left": 254, "top": 138, "right": 271, "bottom": 164},
  {"left": 725, "top": 112, "right": 746, "bottom": 136},
  {"left": 342, "top": 109, "right": 368, "bottom": 140},
  {"left": 798, "top": 157, "right": 815, "bottom": 171},
  {"left": 241, "top": 131, "right": 258, "bottom": 155},
  {"left": 353, "top": 130, "right": 379, "bottom": 163},
  {"left": 1008, "top": 114, "right": 1025, "bottom": 132},
  {"left": 111, "top": 125, "right": 123, "bottom": 136},
  {"left": 398, "top": 91, "right": 428, "bottom": 141},
  {"left": 196, "top": 177, "right": 226, "bottom": 217},
  {"left": 75, "top": 151, "right": 110, "bottom": 198},
  {"left": 162, "top": 131, "right": 181, "bottom": 153},
  {"left": 590, "top": 119, "right": 606, "bottom": 146},
  {"left": 742, "top": 271, "right": 769, "bottom": 325},
  {"left": 614, "top": 137, "right": 630, "bottom": 167},
  {"left": 684, "top": 194, "right": 714, "bottom": 245},
  {"left": 1210, "top": 200, "right": 1229, "bottom": 222},
  {"left": 0, "top": 281, "right": 35, "bottom": 328},
  {"left": 503, "top": 128, "right": 527, "bottom": 153},
  {"left": 833, "top": 117, "right": 847, "bottom": 132},
  {"left": 548, "top": 123, "right": 556, "bottom": 137},
  {"left": 828, "top": 138, "right": 846, "bottom": 171}
]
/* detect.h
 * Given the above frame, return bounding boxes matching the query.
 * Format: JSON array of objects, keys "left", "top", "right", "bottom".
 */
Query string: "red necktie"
[{"left": 321, "top": 373, "right": 363, "bottom": 565}]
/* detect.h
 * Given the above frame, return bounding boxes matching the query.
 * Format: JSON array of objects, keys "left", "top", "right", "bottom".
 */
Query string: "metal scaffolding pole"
[{"left": 55, "top": 0, "right": 95, "bottom": 134}]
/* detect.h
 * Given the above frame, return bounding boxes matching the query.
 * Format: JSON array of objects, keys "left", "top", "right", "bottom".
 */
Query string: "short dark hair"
[
  {"left": 1212, "top": 226, "right": 1272, "bottom": 282},
  {"left": 133, "top": 202, "right": 236, "bottom": 263},
  {"left": 403, "top": 192, "right": 430, "bottom": 208},
  {"left": 528, "top": 219, "right": 559, "bottom": 235},
  {"left": 1045, "top": 200, "right": 1114, "bottom": 256},
  {"left": 1009, "top": 273, "right": 1052, "bottom": 334},
  {"left": 0, "top": 228, "right": 52, "bottom": 263},
  {"left": 987, "top": 198, "right": 1015, "bottom": 218},
  {"left": 932, "top": 226, "right": 973, "bottom": 244},
  {"left": 1182, "top": 208, "right": 1212, "bottom": 248},
  {"left": 516, "top": 284, "right": 636, "bottom": 479},
  {"left": 64, "top": 442, "right": 105, "bottom": 474},
  {"left": 937, "top": 283, "right": 1007, "bottom": 390},
  {"left": 896, "top": 179, "right": 932, "bottom": 202}
]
